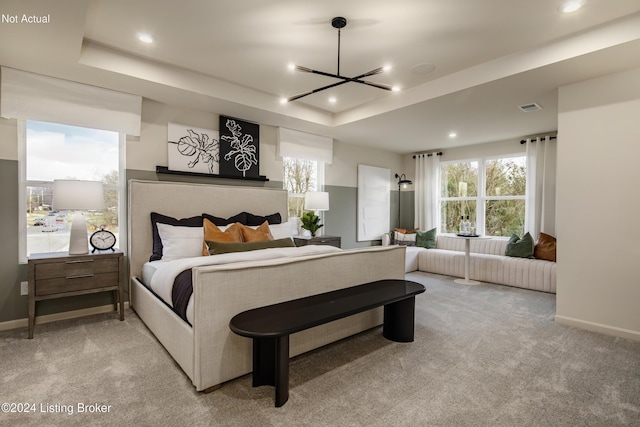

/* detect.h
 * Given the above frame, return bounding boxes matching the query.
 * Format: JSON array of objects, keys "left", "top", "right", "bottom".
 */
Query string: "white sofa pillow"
[{"left": 156, "top": 223, "right": 204, "bottom": 260}]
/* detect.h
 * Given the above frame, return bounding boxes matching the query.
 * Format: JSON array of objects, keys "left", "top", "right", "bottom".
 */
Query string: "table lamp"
[
  {"left": 304, "top": 191, "right": 330, "bottom": 212},
  {"left": 53, "top": 180, "right": 105, "bottom": 255}
]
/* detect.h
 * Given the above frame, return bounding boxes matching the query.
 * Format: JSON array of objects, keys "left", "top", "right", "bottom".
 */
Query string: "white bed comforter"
[{"left": 148, "top": 245, "right": 342, "bottom": 324}]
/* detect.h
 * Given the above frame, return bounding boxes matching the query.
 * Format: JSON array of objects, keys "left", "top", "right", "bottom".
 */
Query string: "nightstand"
[
  {"left": 293, "top": 235, "right": 341, "bottom": 248},
  {"left": 27, "top": 249, "right": 124, "bottom": 339}
]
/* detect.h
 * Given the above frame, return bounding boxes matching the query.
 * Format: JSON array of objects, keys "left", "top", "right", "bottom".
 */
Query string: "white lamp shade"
[
  {"left": 305, "top": 191, "right": 329, "bottom": 211},
  {"left": 53, "top": 180, "right": 105, "bottom": 210}
]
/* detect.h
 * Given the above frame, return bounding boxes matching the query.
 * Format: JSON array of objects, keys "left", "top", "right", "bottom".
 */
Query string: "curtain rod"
[
  {"left": 412, "top": 152, "right": 443, "bottom": 158},
  {"left": 520, "top": 135, "right": 557, "bottom": 144}
]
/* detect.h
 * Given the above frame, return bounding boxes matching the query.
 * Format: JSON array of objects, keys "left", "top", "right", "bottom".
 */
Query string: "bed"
[{"left": 127, "top": 179, "right": 406, "bottom": 391}]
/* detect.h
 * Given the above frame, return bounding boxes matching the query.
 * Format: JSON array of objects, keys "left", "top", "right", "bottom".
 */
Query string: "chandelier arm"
[
  {"left": 352, "top": 80, "right": 393, "bottom": 91},
  {"left": 351, "top": 67, "right": 385, "bottom": 79},
  {"left": 287, "top": 80, "right": 351, "bottom": 102}
]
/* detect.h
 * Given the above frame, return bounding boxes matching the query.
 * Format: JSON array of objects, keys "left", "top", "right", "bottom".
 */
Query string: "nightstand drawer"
[
  {"left": 294, "top": 236, "right": 341, "bottom": 248},
  {"left": 35, "top": 272, "right": 120, "bottom": 296},
  {"left": 313, "top": 237, "right": 340, "bottom": 246},
  {"left": 35, "top": 258, "right": 118, "bottom": 280}
]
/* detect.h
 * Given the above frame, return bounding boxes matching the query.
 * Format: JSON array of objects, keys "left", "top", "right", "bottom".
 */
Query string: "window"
[
  {"left": 439, "top": 155, "right": 526, "bottom": 237},
  {"left": 282, "top": 157, "right": 324, "bottom": 218},
  {"left": 20, "top": 120, "right": 124, "bottom": 261}
]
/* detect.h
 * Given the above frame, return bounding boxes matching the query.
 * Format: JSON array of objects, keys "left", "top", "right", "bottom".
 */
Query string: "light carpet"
[{"left": 1, "top": 271, "right": 639, "bottom": 426}]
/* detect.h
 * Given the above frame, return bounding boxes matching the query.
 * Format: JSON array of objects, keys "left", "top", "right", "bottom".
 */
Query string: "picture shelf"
[{"left": 155, "top": 166, "right": 269, "bottom": 182}]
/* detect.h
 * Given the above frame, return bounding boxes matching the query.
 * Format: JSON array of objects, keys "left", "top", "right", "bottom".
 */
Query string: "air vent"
[{"left": 519, "top": 102, "right": 542, "bottom": 112}]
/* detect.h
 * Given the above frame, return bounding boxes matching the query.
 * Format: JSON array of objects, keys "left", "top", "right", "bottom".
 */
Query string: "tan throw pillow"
[
  {"left": 202, "top": 219, "right": 243, "bottom": 255},
  {"left": 239, "top": 221, "right": 274, "bottom": 243},
  {"left": 534, "top": 232, "right": 557, "bottom": 262}
]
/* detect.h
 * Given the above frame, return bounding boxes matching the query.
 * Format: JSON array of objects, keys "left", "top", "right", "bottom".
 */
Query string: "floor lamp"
[{"left": 395, "top": 173, "right": 412, "bottom": 228}]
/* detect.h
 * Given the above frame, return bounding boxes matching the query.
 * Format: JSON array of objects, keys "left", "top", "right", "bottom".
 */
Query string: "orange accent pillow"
[
  {"left": 239, "top": 221, "right": 274, "bottom": 243},
  {"left": 534, "top": 232, "right": 557, "bottom": 262},
  {"left": 202, "top": 219, "right": 243, "bottom": 256}
]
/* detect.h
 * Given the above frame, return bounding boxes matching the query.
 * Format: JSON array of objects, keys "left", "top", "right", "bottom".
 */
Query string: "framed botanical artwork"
[
  {"left": 219, "top": 116, "right": 260, "bottom": 178},
  {"left": 167, "top": 123, "right": 220, "bottom": 174}
]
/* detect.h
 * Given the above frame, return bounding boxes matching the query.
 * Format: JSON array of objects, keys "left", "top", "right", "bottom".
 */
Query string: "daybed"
[
  {"left": 404, "top": 235, "right": 556, "bottom": 293},
  {"left": 127, "top": 180, "right": 406, "bottom": 392}
]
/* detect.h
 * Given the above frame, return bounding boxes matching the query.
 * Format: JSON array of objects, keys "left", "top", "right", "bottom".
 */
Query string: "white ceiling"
[{"left": 2, "top": 0, "right": 640, "bottom": 153}]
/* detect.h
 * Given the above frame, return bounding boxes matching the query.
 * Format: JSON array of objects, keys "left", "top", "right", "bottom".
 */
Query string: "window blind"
[
  {"left": 1, "top": 67, "right": 142, "bottom": 136},
  {"left": 277, "top": 127, "right": 333, "bottom": 164}
]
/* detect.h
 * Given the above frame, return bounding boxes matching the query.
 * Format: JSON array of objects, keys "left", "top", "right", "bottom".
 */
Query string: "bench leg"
[
  {"left": 383, "top": 297, "right": 416, "bottom": 342},
  {"left": 274, "top": 335, "right": 289, "bottom": 407},
  {"left": 252, "top": 335, "right": 290, "bottom": 407}
]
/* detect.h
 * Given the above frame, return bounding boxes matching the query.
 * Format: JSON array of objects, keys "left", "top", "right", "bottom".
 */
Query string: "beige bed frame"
[{"left": 127, "top": 179, "right": 405, "bottom": 391}]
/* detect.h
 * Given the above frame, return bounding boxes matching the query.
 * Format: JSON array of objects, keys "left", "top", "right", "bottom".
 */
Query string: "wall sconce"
[{"left": 395, "top": 173, "right": 413, "bottom": 191}]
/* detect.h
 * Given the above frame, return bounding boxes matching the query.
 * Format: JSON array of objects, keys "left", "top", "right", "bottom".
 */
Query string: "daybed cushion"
[
  {"left": 417, "top": 235, "right": 556, "bottom": 293},
  {"left": 405, "top": 246, "right": 423, "bottom": 272}
]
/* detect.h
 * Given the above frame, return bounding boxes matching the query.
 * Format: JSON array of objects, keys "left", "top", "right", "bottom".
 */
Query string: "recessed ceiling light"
[
  {"left": 279, "top": 98, "right": 288, "bottom": 104},
  {"left": 448, "top": 132, "right": 457, "bottom": 138},
  {"left": 136, "top": 32, "right": 154, "bottom": 43},
  {"left": 328, "top": 97, "right": 337, "bottom": 103},
  {"left": 287, "top": 63, "right": 295, "bottom": 71},
  {"left": 383, "top": 65, "right": 392, "bottom": 72},
  {"left": 559, "top": 0, "right": 586, "bottom": 13},
  {"left": 391, "top": 86, "right": 401, "bottom": 92}
]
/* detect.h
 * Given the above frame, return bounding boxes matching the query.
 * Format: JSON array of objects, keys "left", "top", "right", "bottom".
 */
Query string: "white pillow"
[
  {"left": 156, "top": 223, "right": 204, "bottom": 260},
  {"left": 269, "top": 220, "right": 295, "bottom": 241}
]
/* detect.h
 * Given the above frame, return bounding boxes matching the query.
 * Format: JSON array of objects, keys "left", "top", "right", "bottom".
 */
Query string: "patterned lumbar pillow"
[{"left": 505, "top": 232, "right": 534, "bottom": 258}]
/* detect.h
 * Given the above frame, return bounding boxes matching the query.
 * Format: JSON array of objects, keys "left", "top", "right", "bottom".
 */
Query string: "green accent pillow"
[
  {"left": 415, "top": 228, "right": 437, "bottom": 249},
  {"left": 206, "top": 238, "right": 295, "bottom": 255},
  {"left": 505, "top": 232, "right": 534, "bottom": 258}
]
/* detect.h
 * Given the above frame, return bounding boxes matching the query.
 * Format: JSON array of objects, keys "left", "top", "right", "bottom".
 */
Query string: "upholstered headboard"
[{"left": 127, "top": 179, "right": 288, "bottom": 280}]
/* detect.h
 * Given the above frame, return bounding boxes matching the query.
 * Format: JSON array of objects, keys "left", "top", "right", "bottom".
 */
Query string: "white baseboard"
[
  {"left": 555, "top": 314, "right": 640, "bottom": 342},
  {"left": 0, "top": 302, "right": 130, "bottom": 333}
]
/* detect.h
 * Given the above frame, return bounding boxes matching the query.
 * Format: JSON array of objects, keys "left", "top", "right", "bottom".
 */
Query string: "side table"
[
  {"left": 451, "top": 235, "right": 490, "bottom": 285},
  {"left": 27, "top": 249, "right": 125, "bottom": 338}
]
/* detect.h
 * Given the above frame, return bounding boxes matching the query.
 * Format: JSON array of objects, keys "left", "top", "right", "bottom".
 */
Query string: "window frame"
[
  {"left": 282, "top": 156, "right": 325, "bottom": 227},
  {"left": 18, "top": 119, "right": 126, "bottom": 263},
  {"left": 438, "top": 153, "right": 526, "bottom": 237}
]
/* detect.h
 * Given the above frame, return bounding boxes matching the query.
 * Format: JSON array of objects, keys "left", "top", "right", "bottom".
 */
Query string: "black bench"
[{"left": 229, "top": 279, "right": 426, "bottom": 407}]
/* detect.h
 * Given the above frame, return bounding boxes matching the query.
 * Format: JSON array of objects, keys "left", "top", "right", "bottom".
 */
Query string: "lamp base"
[{"left": 68, "top": 211, "right": 89, "bottom": 255}]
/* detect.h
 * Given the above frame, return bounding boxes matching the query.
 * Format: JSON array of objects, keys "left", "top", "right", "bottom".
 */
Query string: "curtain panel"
[
  {"left": 525, "top": 136, "right": 557, "bottom": 238},
  {"left": 1, "top": 67, "right": 142, "bottom": 136},
  {"left": 414, "top": 153, "right": 440, "bottom": 230}
]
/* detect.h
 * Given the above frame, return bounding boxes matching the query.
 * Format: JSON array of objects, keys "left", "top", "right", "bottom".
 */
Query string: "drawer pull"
[
  {"left": 65, "top": 259, "right": 94, "bottom": 264},
  {"left": 66, "top": 274, "right": 95, "bottom": 279}
]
